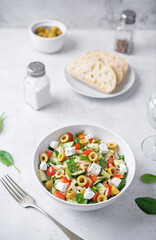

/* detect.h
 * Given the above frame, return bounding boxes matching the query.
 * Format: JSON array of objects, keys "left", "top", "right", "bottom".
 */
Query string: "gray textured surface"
[
  {"left": 0, "top": 0, "right": 156, "bottom": 29},
  {"left": 0, "top": 28, "right": 156, "bottom": 240}
]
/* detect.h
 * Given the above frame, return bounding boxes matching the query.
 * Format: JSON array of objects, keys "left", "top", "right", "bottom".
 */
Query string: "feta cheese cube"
[
  {"left": 49, "top": 141, "right": 59, "bottom": 149},
  {"left": 65, "top": 147, "right": 75, "bottom": 156},
  {"left": 85, "top": 133, "right": 94, "bottom": 140},
  {"left": 119, "top": 163, "right": 127, "bottom": 174},
  {"left": 55, "top": 182, "right": 68, "bottom": 192},
  {"left": 40, "top": 162, "right": 47, "bottom": 171},
  {"left": 84, "top": 188, "right": 95, "bottom": 199},
  {"left": 88, "top": 162, "right": 101, "bottom": 175},
  {"left": 111, "top": 177, "right": 121, "bottom": 187},
  {"left": 99, "top": 143, "right": 108, "bottom": 154}
]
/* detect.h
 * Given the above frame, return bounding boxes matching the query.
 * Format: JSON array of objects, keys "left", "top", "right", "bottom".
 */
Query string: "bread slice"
[
  {"left": 110, "top": 54, "right": 128, "bottom": 77},
  {"left": 66, "top": 57, "right": 117, "bottom": 94},
  {"left": 82, "top": 50, "right": 124, "bottom": 85}
]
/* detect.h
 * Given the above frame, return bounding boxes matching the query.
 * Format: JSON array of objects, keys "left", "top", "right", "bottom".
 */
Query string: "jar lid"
[
  {"left": 120, "top": 10, "right": 136, "bottom": 24},
  {"left": 27, "top": 62, "right": 45, "bottom": 77}
]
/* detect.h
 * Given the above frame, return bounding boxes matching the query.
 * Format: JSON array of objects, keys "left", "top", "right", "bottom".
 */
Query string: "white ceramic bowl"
[
  {"left": 33, "top": 124, "right": 135, "bottom": 211},
  {"left": 29, "top": 19, "right": 67, "bottom": 53}
]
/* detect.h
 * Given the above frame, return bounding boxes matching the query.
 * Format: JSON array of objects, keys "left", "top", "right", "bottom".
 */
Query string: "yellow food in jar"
[{"left": 36, "top": 26, "right": 62, "bottom": 38}]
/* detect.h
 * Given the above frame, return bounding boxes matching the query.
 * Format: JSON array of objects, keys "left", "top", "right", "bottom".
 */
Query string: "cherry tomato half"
[{"left": 46, "top": 166, "right": 55, "bottom": 177}]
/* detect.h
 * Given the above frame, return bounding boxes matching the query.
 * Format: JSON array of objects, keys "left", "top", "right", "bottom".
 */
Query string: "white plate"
[{"left": 65, "top": 65, "right": 135, "bottom": 98}]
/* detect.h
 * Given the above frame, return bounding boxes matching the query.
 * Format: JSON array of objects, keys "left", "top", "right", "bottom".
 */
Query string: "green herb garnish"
[
  {"left": 135, "top": 197, "right": 156, "bottom": 214},
  {"left": 0, "top": 112, "right": 5, "bottom": 132},
  {"left": 141, "top": 174, "right": 156, "bottom": 183},
  {"left": 0, "top": 150, "right": 20, "bottom": 173}
]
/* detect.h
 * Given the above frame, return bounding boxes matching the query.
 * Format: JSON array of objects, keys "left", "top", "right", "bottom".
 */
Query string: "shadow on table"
[
  {"left": 58, "top": 37, "right": 76, "bottom": 54},
  {"left": 75, "top": 72, "right": 140, "bottom": 103}
]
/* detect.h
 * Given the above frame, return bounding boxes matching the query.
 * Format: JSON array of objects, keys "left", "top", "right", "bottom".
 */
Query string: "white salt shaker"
[{"left": 24, "top": 62, "right": 50, "bottom": 110}]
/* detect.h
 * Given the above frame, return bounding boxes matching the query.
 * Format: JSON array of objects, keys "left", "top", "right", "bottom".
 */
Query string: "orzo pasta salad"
[{"left": 38, "top": 130, "right": 127, "bottom": 204}]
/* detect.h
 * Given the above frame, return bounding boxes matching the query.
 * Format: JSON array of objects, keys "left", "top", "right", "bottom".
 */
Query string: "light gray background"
[{"left": 0, "top": 0, "right": 156, "bottom": 29}]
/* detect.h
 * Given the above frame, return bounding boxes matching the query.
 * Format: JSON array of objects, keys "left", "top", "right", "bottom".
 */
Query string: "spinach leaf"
[
  {"left": 54, "top": 150, "right": 59, "bottom": 157},
  {"left": 123, "top": 172, "right": 127, "bottom": 178},
  {"left": 119, "top": 155, "right": 125, "bottom": 160},
  {"left": 73, "top": 130, "right": 84, "bottom": 145},
  {"left": 118, "top": 179, "right": 125, "bottom": 191},
  {"left": 90, "top": 186, "right": 97, "bottom": 192},
  {"left": 67, "top": 158, "right": 79, "bottom": 173},
  {"left": 0, "top": 112, "right": 5, "bottom": 132},
  {"left": 99, "top": 158, "right": 107, "bottom": 169},
  {"left": 48, "top": 146, "right": 54, "bottom": 151},
  {"left": 80, "top": 155, "right": 89, "bottom": 160},
  {"left": 74, "top": 130, "right": 84, "bottom": 138},
  {"left": 76, "top": 193, "right": 85, "bottom": 204},
  {"left": 135, "top": 197, "right": 156, "bottom": 214},
  {"left": 0, "top": 150, "right": 20, "bottom": 173},
  {"left": 88, "top": 200, "right": 97, "bottom": 204},
  {"left": 141, "top": 174, "right": 156, "bottom": 183},
  {"left": 93, "top": 139, "right": 101, "bottom": 143}
]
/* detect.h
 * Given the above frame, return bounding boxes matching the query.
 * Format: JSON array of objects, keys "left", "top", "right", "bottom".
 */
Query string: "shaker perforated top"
[
  {"left": 27, "top": 62, "right": 45, "bottom": 77},
  {"left": 120, "top": 10, "right": 136, "bottom": 24}
]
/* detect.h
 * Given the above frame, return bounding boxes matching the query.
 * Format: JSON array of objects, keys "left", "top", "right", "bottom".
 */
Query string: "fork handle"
[{"left": 32, "top": 204, "right": 83, "bottom": 240}]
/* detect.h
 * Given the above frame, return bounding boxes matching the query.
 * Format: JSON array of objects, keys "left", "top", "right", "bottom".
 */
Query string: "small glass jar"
[
  {"left": 24, "top": 62, "right": 50, "bottom": 110},
  {"left": 114, "top": 10, "right": 136, "bottom": 54}
]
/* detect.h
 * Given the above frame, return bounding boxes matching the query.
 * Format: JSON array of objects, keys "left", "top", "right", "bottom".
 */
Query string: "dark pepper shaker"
[{"left": 114, "top": 10, "right": 136, "bottom": 54}]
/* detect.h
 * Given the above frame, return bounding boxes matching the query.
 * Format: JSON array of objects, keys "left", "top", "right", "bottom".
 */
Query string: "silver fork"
[{"left": 1, "top": 175, "right": 83, "bottom": 240}]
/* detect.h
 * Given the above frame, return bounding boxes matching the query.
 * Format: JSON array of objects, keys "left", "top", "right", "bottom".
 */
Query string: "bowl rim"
[
  {"left": 29, "top": 19, "right": 67, "bottom": 40},
  {"left": 33, "top": 124, "right": 136, "bottom": 208}
]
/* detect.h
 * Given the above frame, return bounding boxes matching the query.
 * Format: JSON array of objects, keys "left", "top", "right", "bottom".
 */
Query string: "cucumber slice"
[
  {"left": 95, "top": 183, "right": 106, "bottom": 194},
  {"left": 38, "top": 169, "right": 48, "bottom": 183},
  {"left": 71, "top": 170, "right": 86, "bottom": 177},
  {"left": 83, "top": 199, "right": 88, "bottom": 204},
  {"left": 105, "top": 150, "right": 114, "bottom": 158},
  {"left": 66, "top": 198, "right": 77, "bottom": 203},
  {"left": 51, "top": 186, "right": 56, "bottom": 194},
  {"left": 87, "top": 143, "right": 99, "bottom": 152},
  {"left": 93, "top": 177, "right": 106, "bottom": 186},
  {"left": 100, "top": 169, "right": 111, "bottom": 179}
]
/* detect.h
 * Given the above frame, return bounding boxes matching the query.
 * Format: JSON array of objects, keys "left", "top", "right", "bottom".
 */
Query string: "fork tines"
[{"left": 1, "top": 174, "right": 27, "bottom": 203}]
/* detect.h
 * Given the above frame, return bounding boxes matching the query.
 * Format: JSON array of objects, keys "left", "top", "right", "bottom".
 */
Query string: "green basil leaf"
[
  {"left": 118, "top": 179, "right": 125, "bottom": 191},
  {"left": 0, "top": 150, "right": 20, "bottom": 173},
  {"left": 141, "top": 174, "right": 156, "bottom": 183},
  {"left": 54, "top": 150, "right": 59, "bottom": 157},
  {"left": 99, "top": 158, "right": 107, "bottom": 169},
  {"left": 0, "top": 112, "right": 5, "bottom": 132},
  {"left": 135, "top": 197, "right": 156, "bottom": 214},
  {"left": 76, "top": 193, "right": 85, "bottom": 204}
]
